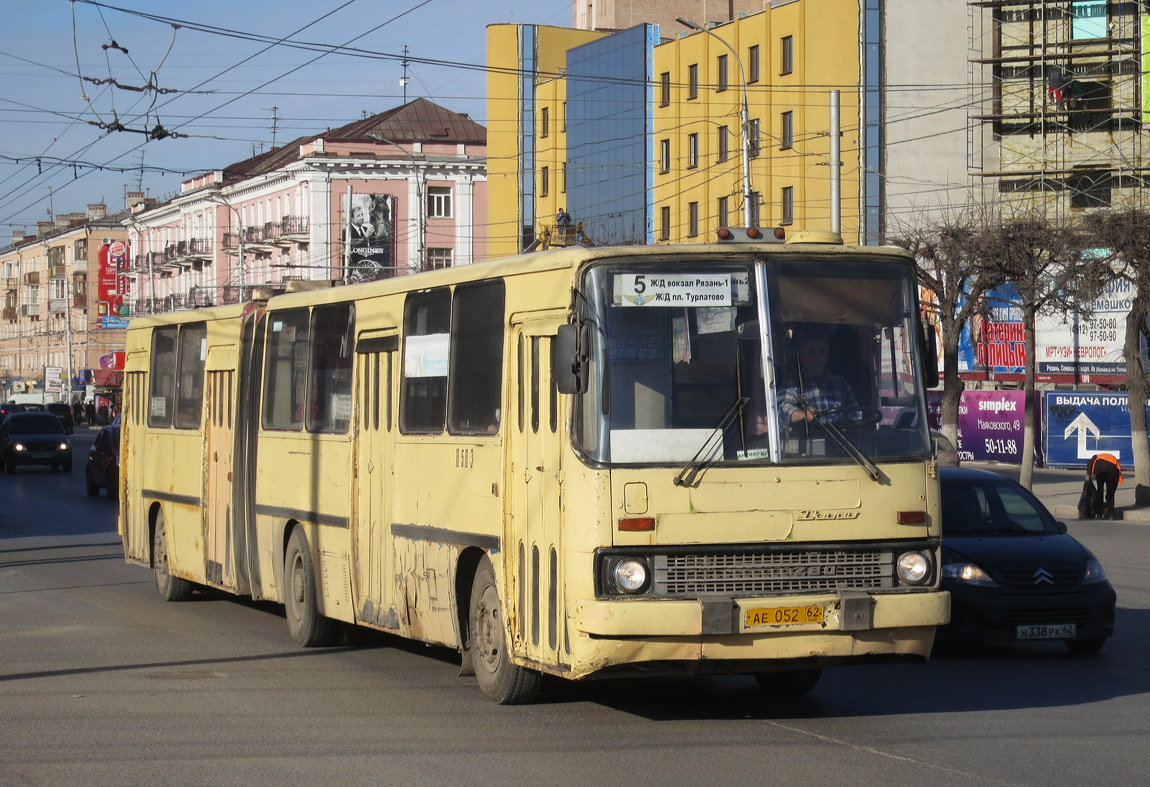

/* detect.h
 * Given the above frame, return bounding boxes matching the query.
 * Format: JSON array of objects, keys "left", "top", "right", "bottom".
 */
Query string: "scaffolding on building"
[{"left": 968, "top": 0, "right": 1148, "bottom": 221}]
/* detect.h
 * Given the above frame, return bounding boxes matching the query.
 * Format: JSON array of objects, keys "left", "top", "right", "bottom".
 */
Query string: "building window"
[
  {"left": 541, "top": 166, "right": 549, "bottom": 197},
  {"left": 717, "top": 54, "right": 728, "bottom": 92},
  {"left": 718, "top": 126, "right": 729, "bottom": 163},
  {"left": 541, "top": 106, "right": 549, "bottom": 138},
  {"left": 688, "top": 133, "right": 699, "bottom": 168},
  {"left": 1069, "top": 169, "right": 1113, "bottom": 208},
  {"left": 660, "top": 71, "right": 671, "bottom": 106},
  {"left": 427, "top": 186, "right": 452, "bottom": 218},
  {"left": 688, "top": 202, "right": 699, "bottom": 237},
  {"left": 781, "top": 35, "right": 793, "bottom": 75},
  {"left": 688, "top": 63, "right": 699, "bottom": 99},
  {"left": 660, "top": 206, "right": 670, "bottom": 240},
  {"left": 718, "top": 196, "right": 729, "bottom": 228},
  {"left": 561, "top": 163, "right": 567, "bottom": 194},
  {"left": 781, "top": 186, "right": 794, "bottom": 225},
  {"left": 750, "top": 191, "right": 761, "bottom": 228},
  {"left": 748, "top": 45, "right": 760, "bottom": 83},
  {"left": 427, "top": 248, "right": 453, "bottom": 269},
  {"left": 749, "top": 119, "right": 761, "bottom": 157},
  {"left": 660, "top": 138, "right": 671, "bottom": 173},
  {"left": 1071, "top": 0, "right": 1107, "bottom": 40},
  {"left": 781, "top": 111, "right": 793, "bottom": 149}
]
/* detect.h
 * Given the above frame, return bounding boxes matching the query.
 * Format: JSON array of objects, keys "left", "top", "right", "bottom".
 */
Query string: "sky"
[{"left": 0, "top": 0, "right": 573, "bottom": 234}]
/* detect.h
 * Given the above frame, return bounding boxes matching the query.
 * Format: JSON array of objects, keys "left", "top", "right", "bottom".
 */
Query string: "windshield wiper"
[
  {"left": 674, "top": 397, "right": 749, "bottom": 487},
  {"left": 810, "top": 413, "right": 882, "bottom": 482}
]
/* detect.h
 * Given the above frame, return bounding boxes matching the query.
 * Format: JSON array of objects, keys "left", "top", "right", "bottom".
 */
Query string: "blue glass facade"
[
  {"left": 566, "top": 25, "right": 656, "bottom": 245},
  {"left": 863, "top": 0, "right": 883, "bottom": 244}
]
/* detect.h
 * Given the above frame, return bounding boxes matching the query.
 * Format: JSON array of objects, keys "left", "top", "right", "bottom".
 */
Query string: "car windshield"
[
  {"left": 572, "top": 255, "right": 930, "bottom": 466},
  {"left": 9, "top": 414, "right": 66, "bottom": 435},
  {"left": 942, "top": 477, "right": 1060, "bottom": 536}
]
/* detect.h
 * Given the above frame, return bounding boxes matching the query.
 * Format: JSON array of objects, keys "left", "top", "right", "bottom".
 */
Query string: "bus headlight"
[
  {"left": 613, "top": 558, "right": 649, "bottom": 594},
  {"left": 896, "top": 551, "right": 931, "bottom": 585}
]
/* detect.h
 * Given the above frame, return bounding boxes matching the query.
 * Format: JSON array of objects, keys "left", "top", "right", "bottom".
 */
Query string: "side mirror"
[
  {"left": 1055, "top": 520, "right": 1068, "bottom": 534},
  {"left": 919, "top": 320, "right": 939, "bottom": 388},
  {"left": 552, "top": 323, "right": 587, "bottom": 395}
]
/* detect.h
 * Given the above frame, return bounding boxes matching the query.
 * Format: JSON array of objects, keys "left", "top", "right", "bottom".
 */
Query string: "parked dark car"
[
  {"left": 46, "top": 402, "right": 75, "bottom": 434},
  {"left": 939, "top": 467, "right": 1116, "bottom": 653},
  {"left": 86, "top": 415, "right": 120, "bottom": 497},
  {"left": 0, "top": 412, "right": 73, "bottom": 473}
]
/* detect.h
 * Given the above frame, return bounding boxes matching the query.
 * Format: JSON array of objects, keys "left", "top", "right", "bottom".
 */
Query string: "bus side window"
[
  {"left": 174, "top": 323, "right": 207, "bottom": 429},
  {"left": 263, "top": 309, "right": 310, "bottom": 431},
  {"left": 148, "top": 326, "right": 178, "bottom": 428},
  {"left": 448, "top": 280, "right": 505, "bottom": 435},
  {"left": 307, "top": 303, "right": 355, "bottom": 434},
  {"left": 400, "top": 289, "right": 450, "bottom": 434}
]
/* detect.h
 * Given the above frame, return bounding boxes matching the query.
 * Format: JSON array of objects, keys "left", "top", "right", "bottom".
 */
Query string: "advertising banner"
[
  {"left": 44, "top": 366, "right": 63, "bottom": 393},
  {"left": 100, "top": 316, "right": 130, "bottom": 329},
  {"left": 98, "top": 351, "right": 125, "bottom": 371},
  {"left": 344, "top": 193, "right": 395, "bottom": 283},
  {"left": 1043, "top": 390, "right": 1147, "bottom": 468},
  {"left": 1036, "top": 276, "right": 1129, "bottom": 379},
  {"left": 957, "top": 282, "right": 1025, "bottom": 375},
  {"left": 927, "top": 389, "right": 1037, "bottom": 465},
  {"left": 97, "top": 240, "right": 129, "bottom": 321}
]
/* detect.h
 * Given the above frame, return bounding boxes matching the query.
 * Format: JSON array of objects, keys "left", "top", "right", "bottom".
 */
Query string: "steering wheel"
[{"left": 819, "top": 406, "right": 883, "bottom": 427}]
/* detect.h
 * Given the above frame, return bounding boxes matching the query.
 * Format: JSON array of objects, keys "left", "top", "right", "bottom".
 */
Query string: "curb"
[{"left": 1050, "top": 503, "right": 1150, "bottom": 523}]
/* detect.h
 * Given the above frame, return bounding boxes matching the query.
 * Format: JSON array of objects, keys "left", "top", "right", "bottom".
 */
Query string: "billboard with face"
[{"left": 344, "top": 193, "right": 395, "bottom": 283}]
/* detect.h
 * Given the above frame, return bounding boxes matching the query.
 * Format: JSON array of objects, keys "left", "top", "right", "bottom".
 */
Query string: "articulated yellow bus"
[{"left": 119, "top": 236, "right": 949, "bottom": 704}]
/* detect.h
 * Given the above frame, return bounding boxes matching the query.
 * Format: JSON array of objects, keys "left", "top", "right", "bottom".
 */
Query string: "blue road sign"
[{"left": 1043, "top": 390, "right": 1147, "bottom": 468}]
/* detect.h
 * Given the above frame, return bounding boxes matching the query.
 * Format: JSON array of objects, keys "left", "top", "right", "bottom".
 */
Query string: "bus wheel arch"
[
  {"left": 282, "top": 523, "right": 336, "bottom": 647},
  {"left": 454, "top": 547, "right": 486, "bottom": 676},
  {"left": 468, "top": 555, "right": 541, "bottom": 704}
]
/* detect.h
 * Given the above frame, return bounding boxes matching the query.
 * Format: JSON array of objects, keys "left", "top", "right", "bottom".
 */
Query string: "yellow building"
[
  {"left": 653, "top": 2, "right": 862, "bottom": 243},
  {"left": 486, "top": 24, "right": 606, "bottom": 258}
]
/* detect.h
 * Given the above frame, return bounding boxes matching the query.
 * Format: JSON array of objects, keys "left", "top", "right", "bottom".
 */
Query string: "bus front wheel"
[
  {"left": 469, "top": 558, "right": 541, "bottom": 704},
  {"left": 283, "top": 527, "right": 335, "bottom": 647},
  {"left": 153, "top": 511, "right": 193, "bottom": 602}
]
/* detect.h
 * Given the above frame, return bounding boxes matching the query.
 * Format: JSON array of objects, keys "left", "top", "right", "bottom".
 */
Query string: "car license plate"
[
  {"left": 29, "top": 452, "right": 53, "bottom": 459},
  {"left": 745, "top": 605, "right": 824, "bottom": 627},
  {"left": 1017, "top": 623, "right": 1076, "bottom": 640}
]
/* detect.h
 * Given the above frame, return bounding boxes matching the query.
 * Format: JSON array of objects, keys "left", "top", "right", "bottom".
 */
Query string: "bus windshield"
[{"left": 574, "top": 256, "right": 930, "bottom": 466}]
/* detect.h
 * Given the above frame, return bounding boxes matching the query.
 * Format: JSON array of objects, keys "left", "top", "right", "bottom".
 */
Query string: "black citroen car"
[
  {"left": 0, "top": 412, "right": 73, "bottom": 473},
  {"left": 939, "top": 467, "right": 1116, "bottom": 653}
]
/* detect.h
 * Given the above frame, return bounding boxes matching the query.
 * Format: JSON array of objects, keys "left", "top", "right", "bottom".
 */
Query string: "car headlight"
[
  {"left": 940, "top": 562, "right": 999, "bottom": 587},
  {"left": 13, "top": 443, "right": 25, "bottom": 452},
  {"left": 896, "top": 551, "right": 932, "bottom": 585},
  {"left": 1083, "top": 557, "right": 1108, "bottom": 585},
  {"left": 58, "top": 442, "right": 69, "bottom": 451},
  {"left": 612, "top": 558, "right": 649, "bottom": 594}
]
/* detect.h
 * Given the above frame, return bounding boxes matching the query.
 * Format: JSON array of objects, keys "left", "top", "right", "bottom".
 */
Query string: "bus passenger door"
[
  {"left": 353, "top": 333, "right": 398, "bottom": 628},
  {"left": 508, "top": 318, "right": 566, "bottom": 669},
  {"left": 204, "top": 354, "right": 237, "bottom": 591}
]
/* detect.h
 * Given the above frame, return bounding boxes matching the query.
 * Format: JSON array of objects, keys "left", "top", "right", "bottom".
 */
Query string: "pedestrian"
[
  {"left": 1087, "top": 453, "right": 1122, "bottom": 520},
  {"left": 86, "top": 401, "right": 96, "bottom": 425},
  {"left": 73, "top": 400, "right": 83, "bottom": 426}
]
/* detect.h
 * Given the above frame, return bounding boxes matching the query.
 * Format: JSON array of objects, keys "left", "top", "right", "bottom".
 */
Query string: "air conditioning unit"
[{"left": 101, "top": 237, "right": 112, "bottom": 246}]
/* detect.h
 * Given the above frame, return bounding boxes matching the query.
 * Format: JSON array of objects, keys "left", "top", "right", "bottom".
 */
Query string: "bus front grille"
[{"left": 652, "top": 549, "right": 894, "bottom": 596}]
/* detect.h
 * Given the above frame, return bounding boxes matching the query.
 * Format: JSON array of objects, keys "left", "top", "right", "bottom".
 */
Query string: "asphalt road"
[{"left": 2, "top": 435, "right": 1148, "bottom": 786}]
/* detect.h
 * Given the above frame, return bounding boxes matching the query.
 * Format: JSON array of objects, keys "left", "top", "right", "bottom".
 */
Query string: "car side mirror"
[
  {"left": 1055, "top": 520, "right": 1068, "bottom": 534},
  {"left": 552, "top": 323, "right": 587, "bottom": 395}
]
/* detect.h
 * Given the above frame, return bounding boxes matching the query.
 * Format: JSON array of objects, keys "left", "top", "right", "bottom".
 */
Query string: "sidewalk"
[{"left": 964, "top": 461, "right": 1150, "bottom": 524}]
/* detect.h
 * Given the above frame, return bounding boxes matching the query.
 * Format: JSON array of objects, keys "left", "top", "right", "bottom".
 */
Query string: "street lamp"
[
  {"left": 676, "top": 17, "right": 754, "bottom": 229},
  {"left": 206, "top": 194, "right": 245, "bottom": 290}
]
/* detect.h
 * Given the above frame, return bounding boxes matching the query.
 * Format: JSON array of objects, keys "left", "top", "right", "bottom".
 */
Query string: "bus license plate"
[
  {"left": 745, "top": 605, "right": 823, "bottom": 627},
  {"left": 1017, "top": 623, "right": 1075, "bottom": 640}
]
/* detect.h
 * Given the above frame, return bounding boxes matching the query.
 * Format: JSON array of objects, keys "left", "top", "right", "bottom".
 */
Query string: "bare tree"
[
  {"left": 889, "top": 208, "right": 995, "bottom": 447},
  {"left": 969, "top": 212, "right": 1104, "bottom": 489},
  {"left": 1082, "top": 208, "right": 1150, "bottom": 504}
]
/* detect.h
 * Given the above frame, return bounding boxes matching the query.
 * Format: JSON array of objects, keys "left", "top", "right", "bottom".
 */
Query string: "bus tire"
[
  {"left": 283, "top": 526, "right": 335, "bottom": 647},
  {"left": 153, "top": 511, "right": 193, "bottom": 602},
  {"left": 754, "top": 668, "right": 822, "bottom": 698},
  {"left": 468, "top": 557, "right": 541, "bottom": 705}
]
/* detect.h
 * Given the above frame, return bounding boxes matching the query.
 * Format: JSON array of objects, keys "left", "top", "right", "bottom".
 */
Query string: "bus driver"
[{"left": 777, "top": 323, "right": 859, "bottom": 428}]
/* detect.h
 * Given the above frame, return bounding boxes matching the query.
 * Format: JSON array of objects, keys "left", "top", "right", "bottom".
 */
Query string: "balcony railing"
[
  {"left": 187, "top": 237, "right": 213, "bottom": 256},
  {"left": 23, "top": 271, "right": 39, "bottom": 285},
  {"left": 73, "top": 293, "right": 87, "bottom": 309},
  {"left": 20, "top": 303, "right": 39, "bottom": 317},
  {"left": 49, "top": 298, "right": 67, "bottom": 313},
  {"left": 280, "top": 215, "right": 309, "bottom": 236},
  {"left": 3, "top": 277, "right": 15, "bottom": 290},
  {"left": 222, "top": 233, "right": 240, "bottom": 251},
  {"left": 50, "top": 264, "right": 67, "bottom": 278},
  {"left": 2, "top": 307, "right": 15, "bottom": 320}
]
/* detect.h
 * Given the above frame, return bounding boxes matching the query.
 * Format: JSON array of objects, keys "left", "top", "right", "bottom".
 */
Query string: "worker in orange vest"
[{"left": 1087, "top": 453, "right": 1123, "bottom": 520}]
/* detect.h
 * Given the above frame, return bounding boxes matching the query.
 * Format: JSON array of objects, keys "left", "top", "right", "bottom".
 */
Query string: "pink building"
[{"left": 126, "top": 99, "right": 487, "bottom": 312}]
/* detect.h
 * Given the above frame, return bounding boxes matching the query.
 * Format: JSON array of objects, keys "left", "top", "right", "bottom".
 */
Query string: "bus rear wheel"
[
  {"left": 469, "top": 557, "right": 541, "bottom": 704},
  {"left": 283, "top": 526, "right": 335, "bottom": 647},
  {"left": 153, "top": 511, "right": 193, "bottom": 602},
  {"left": 753, "top": 668, "right": 822, "bottom": 699}
]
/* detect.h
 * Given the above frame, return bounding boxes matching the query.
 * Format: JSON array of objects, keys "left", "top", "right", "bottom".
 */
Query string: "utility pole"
[{"left": 401, "top": 45, "right": 410, "bottom": 104}]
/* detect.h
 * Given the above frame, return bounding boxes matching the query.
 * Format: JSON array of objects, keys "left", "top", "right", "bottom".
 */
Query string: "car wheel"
[
  {"left": 1065, "top": 637, "right": 1106, "bottom": 655},
  {"left": 754, "top": 668, "right": 823, "bottom": 698},
  {"left": 85, "top": 467, "right": 100, "bottom": 497}
]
